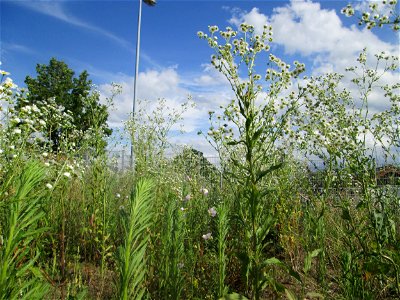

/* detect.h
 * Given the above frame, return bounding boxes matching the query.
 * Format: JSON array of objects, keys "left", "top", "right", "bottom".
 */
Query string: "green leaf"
[
  {"left": 263, "top": 257, "right": 302, "bottom": 283},
  {"left": 304, "top": 248, "right": 322, "bottom": 274},
  {"left": 227, "top": 140, "right": 244, "bottom": 146},
  {"left": 238, "top": 99, "right": 245, "bottom": 116},
  {"left": 256, "top": 162, "right": 283, "bottom": 182},
  {"left": 219, "top": 293, "right": 249, "bottom": 300},
  {"left": 356, "top": 200, "right": 366, "bottom": 209},
  {"left": 252, "top": 128, "right": 263, "bottom": 142},
  {"left": 341, "top": 207, "right": 351, "bottom": 222},
  {"left": 256, "top": 215, "right": 274, "bottom": 243},
  {"left": 305, "top": 292, "right": 324, "bottom": 299},
  {"left": 117, "top": 178, "right": 154, "bottom": 300},
  {"left": 272, "top": 280, "right": 286, "bottom": 293},
  {"left": 231, "top": 158, "right": 246, "bottom": 171},
  {"left": 285, "top": 289, "right": 298, "bottom": 300},
  {"left": 264, "top": 257, "right": 284, "bottom": 266}
]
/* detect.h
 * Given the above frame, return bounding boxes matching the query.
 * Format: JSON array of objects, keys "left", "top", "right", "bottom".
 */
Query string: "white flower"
[
  {"left": 44, "top": 162, "right": 50, "bottom": 167},
  {"left": 46, "top": 183, "right": 53, "bottom": 189},
  {"left": 21, "top": 105, "right": 31, "bottom": 112},
  {"left": 202, "top": 232, "right": 212, "bottom": 240},
  {"left": 11, "top": 117, "right": 21, "bottom": 123},
  {"left": 42, "top": 152, "right": 48, "bottom": 157},
  {"left": 63, "top": 172, "right": 71, "bottom": 178},
  {"left": 208, "top": 207, "right": 217, "bottom": 217},
  {"left": 3, "top": 77, "right": 16, "bottom": 89},
  {"left": 13, "top": 128, "right": 21, "bottom": 134},
  {"left": 200, "top": 187, "right": 209, "bottom": 196},
  {"left": 180, "top": 207, "right": 186, "bottom": 211},
  {"left": 116, "top": 193, "right": 121, "bottom": 198}
]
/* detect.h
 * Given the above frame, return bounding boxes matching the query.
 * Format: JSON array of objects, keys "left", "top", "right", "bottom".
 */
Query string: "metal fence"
[
  {"left": 106, "top": 150, "right": 221, "bottom": 172},
  {"left": 106, "top": 150, "right": 399, "bottom": 196}
]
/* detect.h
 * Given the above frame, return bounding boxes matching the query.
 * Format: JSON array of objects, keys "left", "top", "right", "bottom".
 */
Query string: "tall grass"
[
  {"left": 0, "top": 160, "right": 49, "bottom": 299},
  {"left": 0, "top": 14, "right": 399, "bottom": 300},
  {"left": 159, "top": 194, "right": 185, "bottom": 299},
  {"left": 117, "top": 178, "right": 154, "bottom": 300}
]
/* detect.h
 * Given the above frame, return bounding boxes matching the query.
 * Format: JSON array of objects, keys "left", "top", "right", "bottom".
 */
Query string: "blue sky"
[{"left": 1, "top": 0, "right": 399, "bottom": 155}]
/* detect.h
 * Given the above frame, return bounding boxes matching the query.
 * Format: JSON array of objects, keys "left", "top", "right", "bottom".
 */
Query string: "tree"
[{"left": 19, "top": 58, "right": 111, "bottom": 153}]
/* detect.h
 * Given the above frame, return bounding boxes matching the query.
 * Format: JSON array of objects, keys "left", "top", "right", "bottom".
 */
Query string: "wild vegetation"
[{"left": 0, "top": 1, "right": 399, "bottom": 299}]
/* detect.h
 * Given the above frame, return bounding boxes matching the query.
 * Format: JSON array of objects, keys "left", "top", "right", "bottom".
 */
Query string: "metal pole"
[{"left": 131, "top": 0, "right": 143, "bottom": 169}]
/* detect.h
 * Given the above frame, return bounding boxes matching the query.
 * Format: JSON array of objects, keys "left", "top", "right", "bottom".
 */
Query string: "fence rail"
[
  {"left": 106, "top": 150, "right": 399, "bottom": 195},
  {"left": 107, "top": 150, "right": 221, "bottom": 171}
]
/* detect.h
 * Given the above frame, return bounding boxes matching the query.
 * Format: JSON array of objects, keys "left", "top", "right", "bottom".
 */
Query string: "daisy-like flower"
[
  {"left": 63, "top": 172, "right": 71, "bottom": 178},
  {"left": 202, "top": 232, "right": 212, "bottom": 240},
  {"left": 4, "top": 77, "right": 16, "bottom": 89},
  {"left": 208, "top": 207, "right": 217, "bottom": 217},
  {"left": 116, "top": 193, "right": 121, "bottom": 198},
  {"left": 46, "top": 183, "right": 53, "bottom": 189},
  {"left": 11, "top": 117, "right": 21, "bottom": 123},
  {"left": 200, "top": 187, "right": 209, "bottom": 196},
  {"left": 13, "top": 128, "right": 21, "bottom": 134}
]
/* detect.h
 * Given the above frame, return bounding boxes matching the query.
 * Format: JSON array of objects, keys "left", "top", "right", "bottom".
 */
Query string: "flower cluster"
[
  {"left": 202, "top": 232, "right": 212, "bottom": 240},
  {"left": 208, "top": 207, "right": 217, "bottom": 217},
  {"left": 342, "top": 1, "right": 399, "bottom": 31},
  {"left": 293, "top": 48, "right": 399, "bottom": 167}
]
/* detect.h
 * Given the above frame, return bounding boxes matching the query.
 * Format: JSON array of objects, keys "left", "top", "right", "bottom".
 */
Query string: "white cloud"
[
  {"left": 229, "top": 7, "right": 268, "bottom": 35},
  {"left": 1, "top": 42, "right": 37, "bottom": 56},
  {"left": 228, "top": 0, "right": 398, "bottom": 112},
  {"left": 169, "top": 133, "right": 219, "bottom": 157},
  {"left": 191, "top": 63, "right": 231, "bottom": 88},
  {"left": 99, "top": 65, "right": 234, "bottom": 155},
  {"left": 229, "top": 1, "right": 398, "bottom": 71},
  {"left": 99, "top": 68, "right": 185, "bottom": 127}
]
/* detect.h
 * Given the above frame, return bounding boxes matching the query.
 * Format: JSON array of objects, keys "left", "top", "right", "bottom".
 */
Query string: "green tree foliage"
[{"left": 19, "top": 58, "right": 111, "bottom": 152}]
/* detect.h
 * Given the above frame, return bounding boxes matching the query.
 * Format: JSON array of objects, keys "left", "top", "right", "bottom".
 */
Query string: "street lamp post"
[{"left": 131, "top": 0, "right": 156, "bottom": 168}]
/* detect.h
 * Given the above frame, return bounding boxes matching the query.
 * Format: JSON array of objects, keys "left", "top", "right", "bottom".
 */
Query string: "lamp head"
[{"left": 143, "top": 0, "right": 156, "bottom": 6}]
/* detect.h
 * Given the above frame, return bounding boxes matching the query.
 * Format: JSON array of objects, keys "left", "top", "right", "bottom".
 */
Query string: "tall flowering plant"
[
  {"left": 198, "top": 24, "right": 304, "bottom": 299},
  {"left": 293, "top": 48, "right": 399, "bottom": 297}
]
